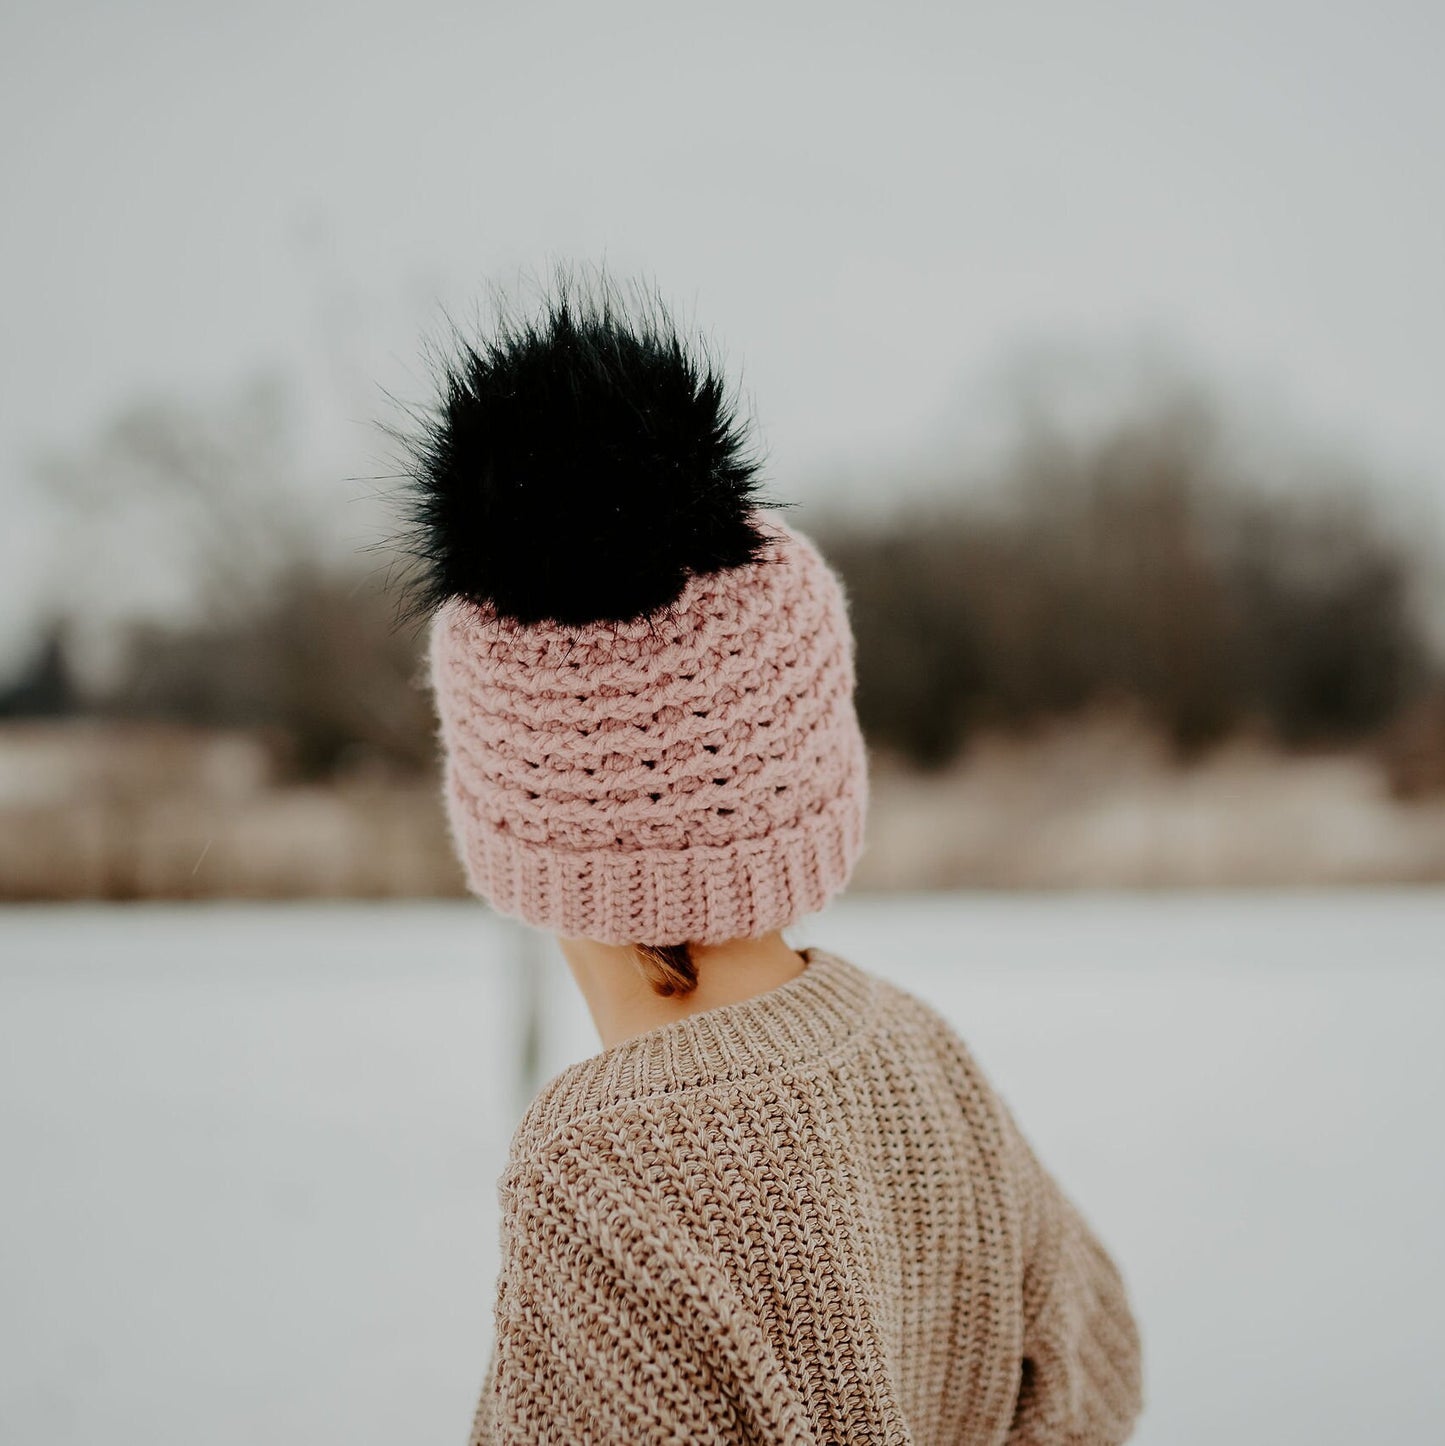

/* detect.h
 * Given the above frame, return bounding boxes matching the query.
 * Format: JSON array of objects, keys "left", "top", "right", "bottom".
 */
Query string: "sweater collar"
[{"left": 511, "top": 946, "right": 877, "bottom": 1155}]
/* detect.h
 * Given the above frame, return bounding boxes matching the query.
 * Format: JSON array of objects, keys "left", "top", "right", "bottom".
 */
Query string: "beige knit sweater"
[{"left": 470, "top": 947, "right": 1144, "bottom": 1445}]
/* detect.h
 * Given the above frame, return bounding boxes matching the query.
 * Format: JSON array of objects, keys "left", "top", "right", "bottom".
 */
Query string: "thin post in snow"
[{"left": 511, "top": 921, "right": 547, "bottom": 1122}]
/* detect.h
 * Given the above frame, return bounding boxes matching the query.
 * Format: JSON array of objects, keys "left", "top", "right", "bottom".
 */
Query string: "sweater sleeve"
[
  {"left": 1001, "top": 1109, "right": 1145, "bottom": 1446},
  {"left": 468, "top": 1197, "right": 709, "bottom": 1446},
  {"left": 468, "top": 1152, "right": 814, "bottom": 1446}
]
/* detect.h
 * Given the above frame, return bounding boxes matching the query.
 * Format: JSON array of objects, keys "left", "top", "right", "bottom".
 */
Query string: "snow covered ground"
[{"left": 2, "top": 893, "right": 1442, "bottom": 1445}]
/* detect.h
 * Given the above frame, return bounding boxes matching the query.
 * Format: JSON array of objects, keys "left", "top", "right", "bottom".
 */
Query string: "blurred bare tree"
[
  {"left": 30, "top": 375, "right": 435, "bottom": 779},
  {"left": 820, "top": 385, "right": 1441, "bottom": 769}
]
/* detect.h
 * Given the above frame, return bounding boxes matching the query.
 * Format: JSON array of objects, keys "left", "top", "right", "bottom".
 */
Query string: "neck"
[{"left": 556, "top": 930, "right": 810, "bottom": 1050}]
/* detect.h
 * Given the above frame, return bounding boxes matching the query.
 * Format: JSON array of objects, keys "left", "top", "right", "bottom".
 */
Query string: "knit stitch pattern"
[
  {"left": 469, "top": 947, "right": 1144, "bottom": 1444},
  {"left": 428, "top": 516, "right": 869, "bottom": 945}
]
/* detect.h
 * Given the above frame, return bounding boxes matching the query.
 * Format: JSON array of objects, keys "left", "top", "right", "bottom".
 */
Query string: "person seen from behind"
[{"left": 391, "top": 265, "right": 1145, "bottom": 1444}]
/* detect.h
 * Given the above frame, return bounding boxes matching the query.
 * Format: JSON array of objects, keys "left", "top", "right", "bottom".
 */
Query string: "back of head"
[{"left": 393, "top": 265, "right": 869, "bottom": 969}]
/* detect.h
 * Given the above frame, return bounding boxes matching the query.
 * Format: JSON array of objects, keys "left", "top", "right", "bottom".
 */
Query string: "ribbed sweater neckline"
[{"left": 511, "top": 946, "right": 877, "bottom": 1156}]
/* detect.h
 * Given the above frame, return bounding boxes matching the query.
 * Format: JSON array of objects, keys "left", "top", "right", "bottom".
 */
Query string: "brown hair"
[{"left": 631, "top": 942, "right": 699, "bottom": 997}]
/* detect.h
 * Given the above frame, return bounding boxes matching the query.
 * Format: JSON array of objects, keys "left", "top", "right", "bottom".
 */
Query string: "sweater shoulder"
[{"left": 502, "top": 958, "right": 1011, "bottom": 1192}]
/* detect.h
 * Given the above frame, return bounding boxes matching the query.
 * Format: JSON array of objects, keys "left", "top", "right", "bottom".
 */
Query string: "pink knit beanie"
[{"left": 397, "top": 272, "right": 868, "bottom": 945}]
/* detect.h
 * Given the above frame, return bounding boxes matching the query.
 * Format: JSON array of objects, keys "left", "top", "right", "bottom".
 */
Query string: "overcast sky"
[{"left": 2, "top": 0, "right": 1442, "bottom": 672}]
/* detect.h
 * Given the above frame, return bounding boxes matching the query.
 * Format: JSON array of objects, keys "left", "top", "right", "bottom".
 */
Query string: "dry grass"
[{"left": 7, "top": 713, "right": 1445, "bottom": 900}]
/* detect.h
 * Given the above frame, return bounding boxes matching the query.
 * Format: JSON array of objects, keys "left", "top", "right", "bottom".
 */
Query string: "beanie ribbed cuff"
[{"left": 444, "top": 768, "right": 868, "bottom": 946}]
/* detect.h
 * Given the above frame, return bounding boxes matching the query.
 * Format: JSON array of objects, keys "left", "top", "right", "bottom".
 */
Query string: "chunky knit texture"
[
  {"left": 428, "top": 516, "right": 869, "bottom": 945},
  {"left": 470, "top": 947, "right": 1145, "bottom": 1445}
]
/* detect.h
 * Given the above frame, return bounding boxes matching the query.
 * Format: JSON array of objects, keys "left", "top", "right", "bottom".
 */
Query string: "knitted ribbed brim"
[{"left": 428, "top": 515, "right": 868, "bottom": 945}]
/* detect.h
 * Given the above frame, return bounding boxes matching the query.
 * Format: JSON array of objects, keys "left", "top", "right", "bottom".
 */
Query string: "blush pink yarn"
[{"left": 427, "top": 514, "right": 869, "bottom": 946}]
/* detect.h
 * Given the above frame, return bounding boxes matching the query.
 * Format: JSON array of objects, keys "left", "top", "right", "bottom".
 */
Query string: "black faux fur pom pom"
[{"left": 392, "top": 266, "right": 779, "bottom": 627}]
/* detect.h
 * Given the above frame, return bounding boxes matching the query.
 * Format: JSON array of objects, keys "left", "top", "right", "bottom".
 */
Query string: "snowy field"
[{"left": 2, "top": 892, "right": 1442, "bottom": 1446}]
